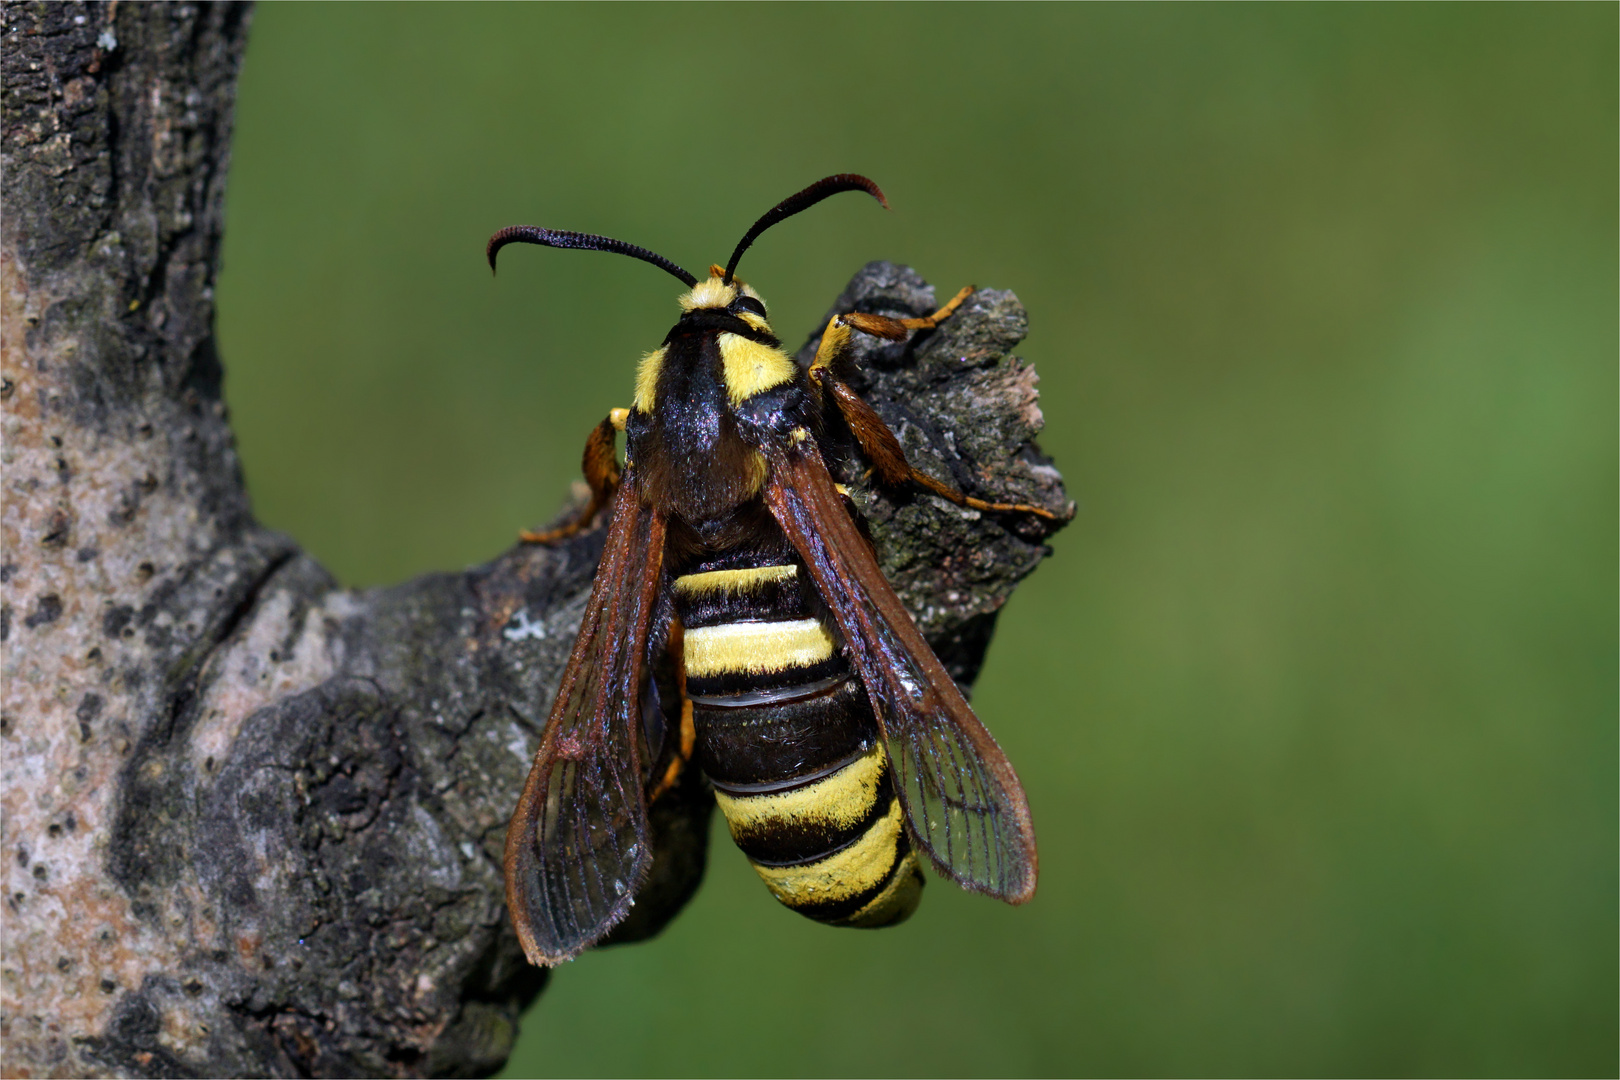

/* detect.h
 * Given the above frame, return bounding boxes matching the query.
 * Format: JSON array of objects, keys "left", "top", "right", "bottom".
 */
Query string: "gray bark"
[{"left": 0, "top": 4, "right": 1072, "bottom": 1076}]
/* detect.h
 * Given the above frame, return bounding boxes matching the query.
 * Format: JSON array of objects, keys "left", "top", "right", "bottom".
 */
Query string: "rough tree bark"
[{"left": 0, "top": 4, "right": 1073, "bottom": 1077}]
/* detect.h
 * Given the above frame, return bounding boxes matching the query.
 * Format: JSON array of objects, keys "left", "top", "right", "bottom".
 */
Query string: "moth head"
[{"left": 674, "top": 266, "right": 772, "bottom": 332}]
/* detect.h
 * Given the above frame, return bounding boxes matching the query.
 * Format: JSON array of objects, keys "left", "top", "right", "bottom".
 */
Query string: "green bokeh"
[{"left": 217, "top": 5, "right": 1617, "bottom": 1076}]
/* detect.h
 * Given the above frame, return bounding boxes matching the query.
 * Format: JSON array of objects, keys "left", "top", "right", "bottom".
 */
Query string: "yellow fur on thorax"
[
  {"left": 679, "top": 278, "right": 737, "bottom": 311},
  {"left": 637, "top": 279, "right": 783, "bottom": 412},
  {"left": 633, "top": 346, "right": 665, "bottom": 414},
  {"left": 678, "top": 276, "right": 768, "bottom": 313},
  {"left": 718, "top": 333, "right": 796, "bottom": 405}
]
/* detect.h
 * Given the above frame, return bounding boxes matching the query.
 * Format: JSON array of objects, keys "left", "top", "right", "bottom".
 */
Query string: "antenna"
[
  {"left": 723, "top": 174, "right": 889, "bottom": 284},
  {"left": 487, "top": 226, "right": 697, "bottom": 287}
]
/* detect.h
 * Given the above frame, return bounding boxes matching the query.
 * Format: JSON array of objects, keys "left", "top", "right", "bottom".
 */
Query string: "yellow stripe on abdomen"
[
  {"left": 712, "top": 745, "right": 884, "bottom": 838},
  {"left": 839, "top": 848, "right": 924, "bottom": 928},
  {"left": 711, "top": 746, "right": 923, "bottom": 926},
  {"left": 751, "top": 797, "right": 905, "bottom": 906},
  {"left": 673, "top": 563, "right": 797, "bottom": 597},
  {"left": 683, "top": 617, "right": 834, "bottom": 678}
]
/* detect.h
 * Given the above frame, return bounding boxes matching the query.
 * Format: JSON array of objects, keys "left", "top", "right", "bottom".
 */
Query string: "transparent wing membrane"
[
  {"left": 505, "top": 479, "right": 668, "bottom": 964},
  {"left": 763, "top": 442, "right": 1037, "bottom": 902}
]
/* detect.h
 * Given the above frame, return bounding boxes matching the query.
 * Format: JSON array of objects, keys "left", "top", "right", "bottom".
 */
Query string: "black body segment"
[
  {"left": 631, "top": 326, "right": 773, "bottom": 531},
  {"left": 672, "top": 543, "right": 924, "bottom": 928},
  {"left": 692, "top": 676, "right": 870, "bottom": 785},
  {"left": 760, "top": 438, "right": 1039, "bottom": 902}
]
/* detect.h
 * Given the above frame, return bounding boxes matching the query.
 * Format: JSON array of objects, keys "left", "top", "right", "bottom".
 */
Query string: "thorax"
[{"left": 627, "top": 317, "right": 804, "bottom": 527}]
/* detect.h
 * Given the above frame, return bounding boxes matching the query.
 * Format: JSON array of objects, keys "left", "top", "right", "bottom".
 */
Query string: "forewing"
[
  {"left": 762, "top": 441, "right": 1038, "bottom": 902},
  {"left": 505, "top": 474, "right": 669, "bottom": 964}
]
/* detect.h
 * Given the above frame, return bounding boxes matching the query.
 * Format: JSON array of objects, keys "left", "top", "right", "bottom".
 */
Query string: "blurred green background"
[{"left": 216, "top": 5, "right": 1616, "bottom": 1076}]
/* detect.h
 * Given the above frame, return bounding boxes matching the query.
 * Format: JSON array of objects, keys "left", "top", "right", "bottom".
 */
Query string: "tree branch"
[{"left": 0, "top": 5, "right": 1072, "bottom": 1075}]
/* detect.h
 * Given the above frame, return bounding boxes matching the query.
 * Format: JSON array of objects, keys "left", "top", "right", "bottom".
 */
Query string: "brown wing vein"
[
  {"left": 761, "top": 439, "right": 1037, "bottom": 903},
  {"left": 505, "top": 473, "right": 668, "bottom": 964}
]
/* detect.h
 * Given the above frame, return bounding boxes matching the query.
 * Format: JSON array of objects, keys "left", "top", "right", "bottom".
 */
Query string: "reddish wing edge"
[
  {"left": 762, "top": 439, "right": 1038, "bottom": 903},
  {"left": 504, "top": 473, "right": 668, "bottom": 965}
]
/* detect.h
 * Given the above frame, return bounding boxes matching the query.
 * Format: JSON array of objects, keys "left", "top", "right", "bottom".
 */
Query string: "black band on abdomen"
[{"left": 693, "top": 677, "right": 871, "bottom": 788}]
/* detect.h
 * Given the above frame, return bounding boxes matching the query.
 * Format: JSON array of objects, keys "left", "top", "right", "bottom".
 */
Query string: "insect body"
[
  {"left": 674, "top": 543, "right": 924, "bottom": 928},
  {"left": 493, "top": 176, "right": 1055, "bottom": 966}
]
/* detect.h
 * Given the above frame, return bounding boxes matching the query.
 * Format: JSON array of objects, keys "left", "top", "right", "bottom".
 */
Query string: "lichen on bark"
[{"left": 0, "top": 4, "right": 1072, "bottom": 1076}]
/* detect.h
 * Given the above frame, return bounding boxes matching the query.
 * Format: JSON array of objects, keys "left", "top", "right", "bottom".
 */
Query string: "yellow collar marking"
[
  {"left": 679, "top": 278, "right": 737, "bottom": 311},
  {"left": 736, "top": 310, "right": 772, "bottom": 334}
]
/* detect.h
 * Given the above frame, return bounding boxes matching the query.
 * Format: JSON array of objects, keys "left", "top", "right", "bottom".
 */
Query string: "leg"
[
  {"left": 648, "top": 696, "right": 696, "bottom": 803},
  {"left": 648, "top": 623, "right": 696, "bottom": 804},
  {"left": 808, "top": 285, "right": 976, "bottom": 373},
  {"left": 806, "top": 287, "right": 1058, "bottom": 519},
  {"left": 519, "top": 408, "right": 629, "bottom": 543},
  {"left": 895, "top": 283, "right": 973, "bottom": 331},
  {"left": 814, "top": 370, "right": 1061, "bottom": 520},
  {"left": 809, "top": 286, "right": 975, "bottom": 374}
]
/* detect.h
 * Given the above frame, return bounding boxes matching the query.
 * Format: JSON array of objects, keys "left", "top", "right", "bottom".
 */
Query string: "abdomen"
[{"left": 672, "top": 548, "right": 924, "bottom": 927}]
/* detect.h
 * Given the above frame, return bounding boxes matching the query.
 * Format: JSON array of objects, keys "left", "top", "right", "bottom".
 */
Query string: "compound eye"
[{"left": 732, "top": 295, "right": 767, "bottom": 318}]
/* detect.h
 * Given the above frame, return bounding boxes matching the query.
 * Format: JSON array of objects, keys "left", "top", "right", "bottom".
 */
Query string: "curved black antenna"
[
  {"left": 487, "top": 226, "right": 698, "bottom": 287},
  {"left": 723, "top": 174, "right": 889, "bottom": 284}
]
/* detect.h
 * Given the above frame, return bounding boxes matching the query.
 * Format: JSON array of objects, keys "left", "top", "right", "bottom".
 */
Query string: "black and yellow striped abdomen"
[{"left": 673, "top": 550, "right": 924, "bottom": 927}]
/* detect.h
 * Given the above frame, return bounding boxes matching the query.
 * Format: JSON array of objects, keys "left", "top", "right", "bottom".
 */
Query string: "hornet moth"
[{"left": 490, "top": 175, "right": 1060, "bottom": 966}]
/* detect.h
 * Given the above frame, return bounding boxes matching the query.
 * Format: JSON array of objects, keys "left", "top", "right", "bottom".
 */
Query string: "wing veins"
[
  {"left": 761, "top": 440, "right": 1037, "bottom": 902},
  {"left": 505, "top": 477, "right": 668, "bottom": 964}
]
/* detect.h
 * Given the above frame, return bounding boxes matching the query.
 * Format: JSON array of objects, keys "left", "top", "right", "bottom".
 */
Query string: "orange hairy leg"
[{"left": 807, "top": 287, "right": 1060, "bottom": 520}]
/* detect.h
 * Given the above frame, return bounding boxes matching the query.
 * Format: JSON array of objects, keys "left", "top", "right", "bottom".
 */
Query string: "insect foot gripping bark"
[{"left": 489, "top": 176, "right": 1074, "bottom": 966}]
